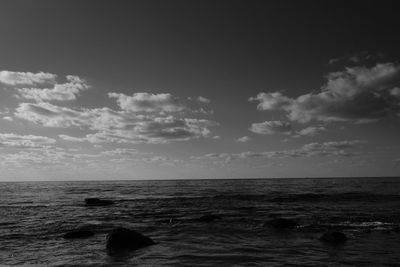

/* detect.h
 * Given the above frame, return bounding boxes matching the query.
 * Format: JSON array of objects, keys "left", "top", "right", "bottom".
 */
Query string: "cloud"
[
  {"left": 328, "top": 51, "right": 384, "bottom": 65},
  {"left": 0, "top": 71, "right": 57, "bottom": 85},
  {"left": 0, "top": 151, "right": 60, "bottom": 166},
  {"left": 0, "top": 133, "right": 56, "bottom": 148},
  {"left": 197, "top": 96, "right": 211, "bottom": 104},
  {"left": 15, "top": 102, "right": 97, "bottom": 128},
  {"left": 0, "top": 146, "right": 88, "bottom": 166},
  {"left": 236, "top": 136, "right": 251, "bottom": 142},
  {"left": 101, "top": 148, "right": 138, "bottom": 156},
  {"left": 251, "top": 63, "right": 400, "bottom": 123},
  {"left": 294, "top": 126, "right": 326, "bottom": 137},
  {"left": 390, "top": 87, "right": 400, "bottom": 97},
  {"left": 301, "top": 140, "right": 366, "bottom": 154},
  {"left": 15, "top": 102, "right": 218, "bottom": 144},
  {"left": 17, "top": 75, "right": 89, "bottom": 102},
  {"left": 58, "top": 134, "right": 87, "bottom": 142},
  {"left": 2, "top": 116, "right": 13, "bottom": 121},
  {"left": 249, "top": 121, "right": 291, "bottom": 135},
  {"left": 192, "top": 140, "right": 365, "bottom": 162},
  {"left": 249, "top": 92, "right": 292, "bottom": 111},
  {"left": 108, "top": 92, "right": 185, "bottom": 113}
]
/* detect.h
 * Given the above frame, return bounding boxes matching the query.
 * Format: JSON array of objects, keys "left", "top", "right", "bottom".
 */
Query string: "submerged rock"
[
  {"left": 106, "top": 227, "right": 154, "bottom": 253},
  {"left": 319, "top": 231, "right": 347, "bottom": 245},
  {"left": 63, "top": 229, "right": 94, "bottom": 239},
  {"left": 197, "top": 214, "right": 222, "bottom": 223},
  {"left": 263, "top": 218, "right": 298, "bottom": 230},
  {"left": 84, "top": 198, "right": 114, "bottom": 207}
]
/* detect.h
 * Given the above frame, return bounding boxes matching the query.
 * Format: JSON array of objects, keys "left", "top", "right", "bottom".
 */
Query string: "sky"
[{"left": 0, "top": 0, "right": 400, "bottom": 181}]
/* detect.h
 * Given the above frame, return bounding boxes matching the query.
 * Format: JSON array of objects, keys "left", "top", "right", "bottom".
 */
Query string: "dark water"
[{"left": 1, "top": 178, "right": 400, "bottom": 266}]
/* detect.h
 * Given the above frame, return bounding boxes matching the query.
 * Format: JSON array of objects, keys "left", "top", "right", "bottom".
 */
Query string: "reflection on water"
[{"left": 1, "top": 177, "right": 400, "bottom": 266}]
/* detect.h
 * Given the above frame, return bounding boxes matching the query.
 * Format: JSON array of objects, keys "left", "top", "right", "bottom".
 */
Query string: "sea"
[{"left": 1, "top": 177, "right": 400, "bottom": 266}]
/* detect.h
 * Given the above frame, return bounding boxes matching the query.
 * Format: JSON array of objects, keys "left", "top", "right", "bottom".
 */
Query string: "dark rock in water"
[
  {"left": 319, "top": 231, "right": 347, "bottom": 245},
  {"left": 63, "top": 229, "right": 94, "bottom": 239},
  {"left": 106, "top": 227, "right": 154, "bottom": 253},
  {"left": 197, "top": 214, "right": 222, "bottom": 223},
  {"left": 84, "top": 198, "right": 114, "bottom": 206},
  {"left": 263, "top": 218, "right": 298, "bottom": 230}
]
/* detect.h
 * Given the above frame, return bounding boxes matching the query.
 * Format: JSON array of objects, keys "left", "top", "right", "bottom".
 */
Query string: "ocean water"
[{"left": 1, "top": 177, "right": 400, "bottom": 266}]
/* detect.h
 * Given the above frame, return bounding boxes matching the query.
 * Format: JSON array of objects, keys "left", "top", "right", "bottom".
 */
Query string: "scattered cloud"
[
  {"left": 101, "top": 148, "right": 138, "bottom": 156},
  {"left": 0, "top": 150, "right": 63, "bottom": 166},
  {"left": 17, "top": 75, "right": 89, "bottom": 102},
  {"left": 294, "top": 126, "right": 326, "bottom": 137},
  {"left": 0, "top": 71, "right": 56, "bottom": 86},
  {"left": 0, "top": 133, "right": 56, "bottom": 148},
  {"left": 236, "top": 136, "right": 251, "bottom": 142},
  {"left": 15, "top": 101, "right": 218, "bottom": 144},
  {"left": 328, "top": 51, "right": 384, "bottom": 65},
  {"left": 249, "top": 121, "right": 291, "bottom": 135},
  {"left": 249, "top": 92, "right": 292, "bottom": 111},
  {"left": 0, "top": 146, "right": 101, "bottom": 167},
  {"left": 2, "top": 116, "right": 13, "bottom": 121},
  {"left": 58, "top": 134, "right": 87, "bottom": 142},
  {"left": 108, "top": 92, "right": 185, "bottom": 113},
  {"left": 390, "top": 87, "right": 400, "bottom": 97},
  {"left": 192, "top": 140, "right": 366, "bottom": 162},
  {"left": 251, "top": 63, "right": 400, "bottom": 123},
  {"left": 197, "top": 96, "right": 211, "bottom": 104}
]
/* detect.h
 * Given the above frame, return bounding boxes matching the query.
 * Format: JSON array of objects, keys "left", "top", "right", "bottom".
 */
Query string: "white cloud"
[
  {"left": 193, "top": 140, "right": 365, "bottom": 162},
  {"left": 15, "top": 102, "right": 97, "bottom": 128},
  {"left": 0, "top": 147, "right": 83, "bottom": 166},
  {"left": 17, "top": 75, "right": 89, "bottom": 102},
  {"left": 236, "top": 136, "right": 251, "bottom": 142},
  {"left": 390, "top": 87, "right": 400, "bottom": 97},
  {"left": 249, "top": 92, "right": 292, "bottom": 110},
  {"left": 0, "top": 133, "right": 56, "bottom": 148},
  {"left": 249, "top": 121, "right": 291, "bottom": 135},
  {"left": 15, "top": 102, "right": 218, "bottom": 144},
  {"left": 2, "top": 116, "right": 13, "bottom": 121},
  {"left": 294, "top": 126, "right": 326, "bottom": 137},
  {"left": 0, "top": 71, "right": 57, "bottom": 85},
  {"left": 108, "top": 92, "right": 185, "bottom": 113},
  {"left": 101, "top": 148, "right": 138, "bottom": 156},
  {"left": 58, "top": 134, "right": 87, "bottom": 142},
  {"left": 251, "top": 63, "right": 400, "bottom": 123},
  {"left": 197, "top": 96, "right": 211, "bottom": 103}
]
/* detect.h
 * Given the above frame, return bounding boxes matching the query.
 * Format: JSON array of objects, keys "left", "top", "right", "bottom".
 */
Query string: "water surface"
[{"left": 1, "top": 177, "right": 400, "bottom": 266}]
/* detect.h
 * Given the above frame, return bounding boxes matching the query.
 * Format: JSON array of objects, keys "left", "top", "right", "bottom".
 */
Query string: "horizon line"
[{"left": 1, "top": 176, "right": 399, "bottom": 183}]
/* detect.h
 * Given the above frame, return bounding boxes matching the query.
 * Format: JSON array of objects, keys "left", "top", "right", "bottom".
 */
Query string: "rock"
[
  {"left": 263, "top": 218, "right": 298, "bottom": 230},
  {"left": 197, "top": 214, "right": 222, "bottom": 223},
  {"left": 84, "top": 198, "right": 114, "bottom": 206},
  {"left": 106, "top": 227, "right": 154, "bottom": 252},
  {"left": 63, "top": 229, "right": 94, "bottom": 239},
  {"left": 319, "top": 231, "right": 347, "bottom": 245}
]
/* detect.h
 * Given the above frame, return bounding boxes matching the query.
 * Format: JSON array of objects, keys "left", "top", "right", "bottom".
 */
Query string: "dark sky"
[{"left": 0, "top": 1, "right": 399, "bottom": 180}]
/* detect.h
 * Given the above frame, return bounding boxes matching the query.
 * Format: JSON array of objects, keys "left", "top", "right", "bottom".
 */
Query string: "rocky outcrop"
[
  {"left": 84, "top": 198, "right": 114, "bottom": 207},
  {"left": 106, "top": 227, "right": 154, "bottom": 253},
  {"left": 319, "top": 231, "right": 347, "bottom": 245}
]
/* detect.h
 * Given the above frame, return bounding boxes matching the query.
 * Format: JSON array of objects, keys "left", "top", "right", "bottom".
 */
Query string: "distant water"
[{"left": 1, "top": 177, "right": 400, "bottom": 266}]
